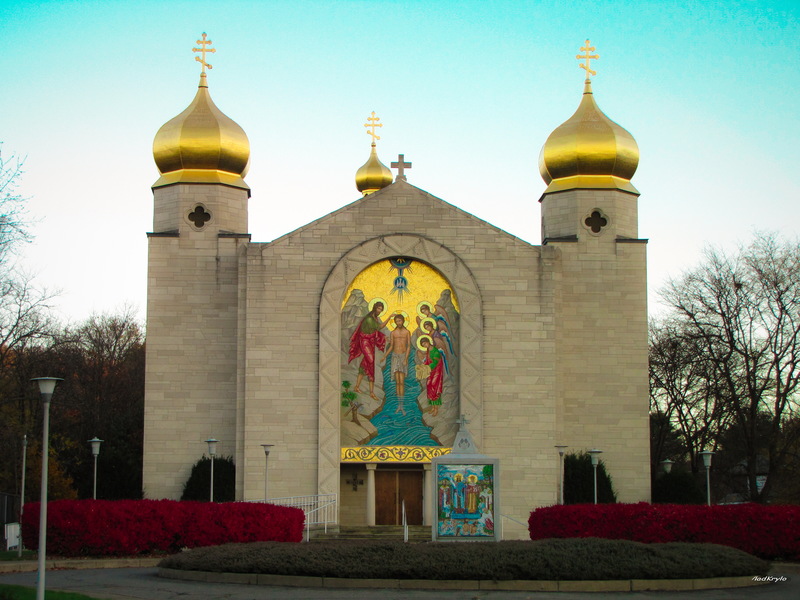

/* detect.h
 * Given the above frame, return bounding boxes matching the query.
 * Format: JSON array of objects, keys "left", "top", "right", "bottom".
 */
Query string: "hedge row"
[
  {"left": 21, "top": 499, "right": 304, "bottom": 556},
  {"left": 529, "top": 502, "right": 800, "bottom": 561}
]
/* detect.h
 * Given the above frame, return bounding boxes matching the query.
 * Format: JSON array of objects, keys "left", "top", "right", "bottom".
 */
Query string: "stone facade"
[{"left": 143, "top": 177, "right": 650, "bottom": 538}]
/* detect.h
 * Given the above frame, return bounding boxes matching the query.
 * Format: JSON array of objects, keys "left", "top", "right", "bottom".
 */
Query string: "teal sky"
[{"left": 2, "top": 0, "right": 798, "bottom": 322}]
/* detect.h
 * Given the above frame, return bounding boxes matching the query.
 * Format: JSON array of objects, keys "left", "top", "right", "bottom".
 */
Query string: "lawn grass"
[
  {"left": 0, "top": 553, "right": 36, "bottom": 562},
  {"left": 160, "top": 538, "right": 770, "bottom": 581},
  {"left": 0, "top": 584, "right": 107, "bottom": 600}
]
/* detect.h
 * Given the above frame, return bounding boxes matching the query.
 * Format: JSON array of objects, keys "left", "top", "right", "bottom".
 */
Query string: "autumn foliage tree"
[{"left": 0, "top": 311, "right": 145, "bottom": 503}]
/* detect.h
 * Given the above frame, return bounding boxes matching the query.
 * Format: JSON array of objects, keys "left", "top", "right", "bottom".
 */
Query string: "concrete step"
[{"left": 310, "top": 525, "right": 432, "bottom": 543}]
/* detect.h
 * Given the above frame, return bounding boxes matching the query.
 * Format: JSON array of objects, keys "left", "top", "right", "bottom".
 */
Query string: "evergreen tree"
[
  {"left": 181, "top": 456, "right": 235, "bottom": 502},
  {"left": 563, "top": 451, "right": 617, "bottom": 504}
]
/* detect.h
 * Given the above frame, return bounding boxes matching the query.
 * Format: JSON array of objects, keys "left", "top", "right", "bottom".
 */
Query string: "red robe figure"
[
  {"left": 420, "top": 336, "right": 444, "bottom": 416},
  {"left": 349, "top": 301, "right": 389, "bottom": 401}
]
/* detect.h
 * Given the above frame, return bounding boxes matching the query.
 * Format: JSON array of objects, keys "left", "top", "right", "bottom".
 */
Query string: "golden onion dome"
[
  {"left": 355, "top": 143, "right": 393, "bottom": 195},
  {"left": 152, "top": 72, "right": 250, "bottom": 191},
  {"left": 539, "top": 78, "right": 639, "bottom": 195}
]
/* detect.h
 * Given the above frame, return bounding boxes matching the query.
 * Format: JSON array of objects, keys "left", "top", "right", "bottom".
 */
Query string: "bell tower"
[
  {"left": 539, "top": 40, "right": 650, "bottom": 501},
  {"left": 143, "top": 33, "right": 251, "bottom": 499}
]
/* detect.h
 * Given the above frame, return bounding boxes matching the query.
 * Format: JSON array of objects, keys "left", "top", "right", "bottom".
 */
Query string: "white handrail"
[
  {"left": 402, "top": 500, "right": 408, "bottom": 542},
  {"left": 264, "top": 494, "right": 338, "bottom": 541},
  {"left": 500, "top": 513, "right": 528, "bottom": 540}
]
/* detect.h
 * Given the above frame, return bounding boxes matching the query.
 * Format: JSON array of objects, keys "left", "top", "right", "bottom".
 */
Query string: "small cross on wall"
[{"left": 391, "top": 154, "right": 412, "bottom": 182}]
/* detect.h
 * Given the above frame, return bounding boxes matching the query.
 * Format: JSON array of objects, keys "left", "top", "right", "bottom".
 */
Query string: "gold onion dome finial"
[
  {"left": 355, "top": 112, "right": 393, "bottom": 195},
  {"left": 152, "top": 33, "right": 251, "bottom": 191},
  {"left": 538, "top": 40, "right": 639, "bottom": 195}
]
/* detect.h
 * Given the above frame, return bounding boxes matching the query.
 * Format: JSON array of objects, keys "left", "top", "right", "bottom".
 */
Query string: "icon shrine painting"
[
  {"left": 435, "top": 463, "right": 496, "bottom": 539},
  {"left": 340, "top": 258, "right": 460, "bottom": 460}
]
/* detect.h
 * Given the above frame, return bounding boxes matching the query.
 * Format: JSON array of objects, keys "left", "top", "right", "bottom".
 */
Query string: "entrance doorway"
[{"left": 375, "top": 469, "right": 423, "bottom": 525}]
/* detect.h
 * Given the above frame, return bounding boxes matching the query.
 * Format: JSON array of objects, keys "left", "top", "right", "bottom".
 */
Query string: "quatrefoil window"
[
  {"left": 188, "top": 205, "right": 211, "bottom": 229},
  {"left": 584, "top": 210, "right": 608, "bottom": 234}
]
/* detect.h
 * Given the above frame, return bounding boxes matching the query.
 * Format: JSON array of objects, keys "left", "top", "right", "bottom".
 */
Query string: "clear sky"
[{"left": 2, "top": 0, "right": 798, "bottom": 325}]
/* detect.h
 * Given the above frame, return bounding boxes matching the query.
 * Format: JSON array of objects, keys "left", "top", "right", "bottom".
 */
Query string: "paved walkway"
[{"left": 0, "top": 565, "right": 797, "bottom": 600}]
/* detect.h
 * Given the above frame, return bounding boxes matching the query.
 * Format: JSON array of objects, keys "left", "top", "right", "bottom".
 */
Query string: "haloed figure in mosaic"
[
  {"left": 417, "top": 334, "right": 445, "bottom": 416},
  {"left": 382, "top": 313, "right": 411, "bottom": 414},
  {"left": 349, "top": 301, "right": 392, "bottom": 401},
  {"left": 418, "top": 301, "right": 456, "bottom": 356}
]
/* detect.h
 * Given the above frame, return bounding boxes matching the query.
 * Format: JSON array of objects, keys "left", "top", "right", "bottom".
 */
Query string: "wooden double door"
[{"left": 375, "top": 469, "right": 423, "bottom": 525}]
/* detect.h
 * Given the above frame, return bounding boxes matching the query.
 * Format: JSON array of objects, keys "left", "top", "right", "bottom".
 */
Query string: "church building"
[{"left": 142, "top": 37, "right": 650, "bottom": 538}]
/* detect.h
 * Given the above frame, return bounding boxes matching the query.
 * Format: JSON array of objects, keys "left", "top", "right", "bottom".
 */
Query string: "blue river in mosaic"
[{"left": 370, "top": 352, "right": 439, "bottom": 446}]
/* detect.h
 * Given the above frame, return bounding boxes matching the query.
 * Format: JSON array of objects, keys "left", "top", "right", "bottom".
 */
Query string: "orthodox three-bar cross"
[
  {"left": 391, "top": 154, "right": 412, "bottom": 181},
  {"left": 577, "top": 39, "right": 598, "bottom": 77},
  {"left": 364, "top": 112, "right": 383, "bottom": 143},
  {"left": 193, "top": 32, "right": 216, "bottom": 73}
]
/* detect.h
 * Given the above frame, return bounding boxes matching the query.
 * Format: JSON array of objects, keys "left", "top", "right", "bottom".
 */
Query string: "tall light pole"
[
  {"left": 87, "top": 438, "right": 103, "bottom": 500},
  {"left": 660, "top": 459, "right": 674, "bottom": 474},
  {"left": 18, "top": 434, "right": 27, "bottom": 558},
  {"left": 261, "top": 444, "right": 274, "bottom": 501},
  {"left": 32, "top": 376, "right": 62, "bottom": 600},
  {"left": 699, "top": 450, "right": 714, "bottom": 506},
  {"left": 588, "top": 449, "right": 603, "bottom": 505},
  {"left": 555, "top": 445, "right": 567, "bottom": 504},
  {"left": 206, "top": 438, "right": 218, "bottom": 502}
]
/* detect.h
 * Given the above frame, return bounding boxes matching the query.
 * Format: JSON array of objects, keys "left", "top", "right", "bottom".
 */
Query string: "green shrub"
[
  {"left": 181, "top": 456, "right": 235, "bottom": 502},
  {"left": 159, "top": 538, "right": 768, "bottom": 580},
  {"left": 564, "top": 451, "right": 617, "bottom": 503}
]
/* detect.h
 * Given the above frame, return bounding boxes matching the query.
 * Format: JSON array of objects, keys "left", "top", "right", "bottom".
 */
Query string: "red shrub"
[
  {"left": 528, "top": 503, "right": 800, "bottom": 561},
  {"left": 21, "top": 499, "right": 304, "bottom": 557}
]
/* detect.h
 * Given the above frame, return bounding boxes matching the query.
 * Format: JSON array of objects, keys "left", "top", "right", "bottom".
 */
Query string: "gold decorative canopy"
[
  {"left": 152, "top": 34, "right": 250, "bottom": 191},
  {"left": 538, "top": 40, "right": 639, "bottom": 195},
  {"left": 355, "top": 112, "right": 393, "bottom": 195}
]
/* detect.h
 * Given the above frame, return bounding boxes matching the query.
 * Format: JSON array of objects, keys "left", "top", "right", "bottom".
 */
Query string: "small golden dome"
[
  {"left": 355, "top": 143, "right": 393, "bottom": 195},
  {"left": 153, "top": 73, "right": 250, "bottom": 191},
  {"left": 539, "top": 78, "right": 639, "bottom": 195}
]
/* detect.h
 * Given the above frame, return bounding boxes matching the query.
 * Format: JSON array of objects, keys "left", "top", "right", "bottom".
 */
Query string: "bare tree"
[
  {"left": 0, "top": 145, "right": 32, "bottom": 268},
  {"left": 649, "top": 318, "right": 733, "bottom": 472},
  {"left": 658, "top": 232, "right": 800, "bottom": 501}
]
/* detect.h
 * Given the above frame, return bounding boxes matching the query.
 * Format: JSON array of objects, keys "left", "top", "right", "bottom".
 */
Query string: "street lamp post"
[
  {"left": 31, "top": 376, "right": 62, "bottom": 600},
  {"left": 87, "top": 438, "right": 103, "bottom": 500},
  {"left": 18, "top": 434, "right": 27, "bottom": 558},
  {"left": 261, "top": 444, "right": 274, "bottom": 501},
  {"left": 698, "top": 450, "right": 714, "bottom": 506},
  {"left": 555, "top": 445, "right": 567, "bottom": 504},
  {"left": 587, "top": 449, "right": 603, "bottom": 505},
  {"left": 205, "top": 438, "right": 218, "bottom": 502},
  {"left": 660, "top": 459, "right": 674, "bottom": 474}
]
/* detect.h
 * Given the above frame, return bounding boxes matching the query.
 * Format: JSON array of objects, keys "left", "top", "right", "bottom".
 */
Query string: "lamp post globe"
[
  {"left": 87, "top": 437, "right": 103, "bottom": 499},
  {"left": 698, "top": 450, "right": 714, "bottom": 506},
  {"left": 205, "top": 438, "right": 219, "bottom": 502},
  {"left": 555, "top": 445, "right": 568, "bottom": 504},
  {"left": 587, "top": 449, "right": 603, "bottom": 504},
  {"left": 261, "top": 444, "right": 274, "bottom": 501},
  {"left": 31, "top": 376, "right": 62, "bottom": 600}
]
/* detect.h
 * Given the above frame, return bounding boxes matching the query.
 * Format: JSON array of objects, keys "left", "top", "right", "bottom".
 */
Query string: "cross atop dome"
[
  {"left": 576, "top": 39, "right": 598, "bottom": 78},
  {"left": 193, "top": 32, "right": 216, "bottom": 73},
  {"left": 364, "top": 111, "right": 383, "bottom": 144}
]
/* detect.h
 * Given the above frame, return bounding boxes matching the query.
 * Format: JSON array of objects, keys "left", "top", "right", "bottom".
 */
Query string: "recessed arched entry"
[{"left": 318, "top": 234, "right": 483, "bottom": 525}]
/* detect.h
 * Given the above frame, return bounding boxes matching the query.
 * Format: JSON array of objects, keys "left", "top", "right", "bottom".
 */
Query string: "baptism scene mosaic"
[{"left": 341, "top": 258, "right": 460, "bottom": 461}]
